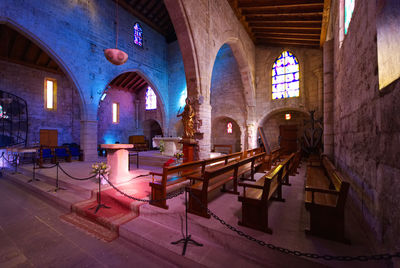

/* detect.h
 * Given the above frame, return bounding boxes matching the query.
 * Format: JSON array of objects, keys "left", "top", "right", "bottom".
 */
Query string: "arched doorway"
[
  {"left": 211, "top": 117, "right": 241, "bottom": 153},
  {"left": 97, "top": 71, "right": 164, "bottom": 147},
  {"left": 142, "top": 119, "right": 163, "bottom": 149},
  {"left": 0, "top": 23, "right": 82, "bottom": 147},
  {"left": 260, "top": 109, "right": 309, "bottom": 154}
]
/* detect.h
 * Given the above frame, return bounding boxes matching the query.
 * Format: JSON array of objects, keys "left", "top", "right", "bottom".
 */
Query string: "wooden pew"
[
  {"left": 149, "top": 151, "right": 242, "bottom": 209},
  {"left": 237, "top": 164, "right": 285, "bottom": 234},
  {"left": 305, "top": 155, "right": 350, "bottom": 243},
  {"left": 289, "top": 150, "right": 301, "bottom": 175},
  {"left": 280, "top": 153, "right": 295, "bottom": 186},
  {"left": 187, "top": 153, "right": 265, "bottom": 218}
]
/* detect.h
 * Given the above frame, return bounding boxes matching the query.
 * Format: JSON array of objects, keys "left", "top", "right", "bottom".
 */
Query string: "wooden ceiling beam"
[
  {"left": 320, "top": 0, "right": 332, "bottom": 47},
  {"left": 147, "top": 1, "right": 164, "bottom": 19},
  {"left": 237, "top": 0, "right": 323, "bottom": 8},
  {"left": 117, "top": 0, "right": 165, "bottom": 36},
  {"left": 132, "top": 80, "right": 148, "bottom": 92},
  {"left": 142, "top": 0, "right": 158, "bottom": 16},
  {"left": 257, "top": 38, "right": 319, "bottom": 45},
  {"left": 242, "top": 6, "right": 324, "bottom": 15},
  {"left": 249, "top": 21, "right": 322, "bottom": 28},
  {"left": 240, "top": 3, "right": 324, "bottom": 11},
  {"left": 253, "top": 27, "right": 321, "bottom": 34},
  {"left": 34, "top": 50, "right": 43, "bottom": 65},
  {"left": 21, "top": 40, "right": 32, "bottom": 60},
  {"left": 0, "top": 56, "right": 62, "bottom": 74},
  {"left": 113, "top": 73, "right": 128, "bottom": 86},
  {"left": 255, "top": 32, "right": 320, "bottom": 38},
  {"left": 256, "top": 36, "right": 320, "bottom": 42},
  {"left": 120, "top": 73, "right": 135, "bottom": 88},
  {"left": 245, "top": 12, "right": 323, "bottom": 21},
  {"left": 130, "top": 77, "right": 146, "bottom": 91},
  {"left": 126, "top": 74, "right": 140, "bottom": 89}
]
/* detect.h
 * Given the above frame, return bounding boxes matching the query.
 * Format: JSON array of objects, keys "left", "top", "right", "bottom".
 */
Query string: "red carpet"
[{"left": 61, "top": 178, "right": 151, "bottom": 242}]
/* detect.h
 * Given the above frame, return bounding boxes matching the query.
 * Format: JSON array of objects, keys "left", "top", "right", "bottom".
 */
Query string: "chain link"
[
  {"left": 101, "top": 175, "right": 183, "bottom": 202},
  {"left": 57, "top": 163, "right": 97, "bottom": 181},
  {"left": 186, "top": 188, "right": 400, "bottom": 262}
]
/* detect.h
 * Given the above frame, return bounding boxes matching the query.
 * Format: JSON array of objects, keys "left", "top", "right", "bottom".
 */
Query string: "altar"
[
  {"left": 101, "top": 144, "right": 133, "bottom": 184},
  {"left": 152, "top": 137, "right": 182, "bottom": 156}
]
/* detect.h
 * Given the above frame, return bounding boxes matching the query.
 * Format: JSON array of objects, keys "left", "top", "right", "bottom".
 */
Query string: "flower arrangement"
[
  {"left": 91, "top": 162, "right": 110, "bottom": 175},
  {"left": 159, "top": 140, "right": 165, "bottom": 153},
  {"left": 174, "top": 152, "right": 184, "bottom": 160}
]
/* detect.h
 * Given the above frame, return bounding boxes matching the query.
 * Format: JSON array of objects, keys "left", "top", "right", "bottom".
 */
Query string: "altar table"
[
  {"left": 152, "top": 137, "right": 182, "bottom": 156},
  {"left": 101, "top": 144, "right": 133, "bottom": 184}
]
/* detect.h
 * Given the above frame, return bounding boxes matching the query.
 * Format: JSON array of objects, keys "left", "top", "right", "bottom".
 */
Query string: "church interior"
[{"left": 0, "top": 0, "right": 399, "bottom": 267}]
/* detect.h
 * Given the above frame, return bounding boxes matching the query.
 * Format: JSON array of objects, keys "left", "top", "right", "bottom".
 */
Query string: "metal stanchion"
[
  {"left": 48, "top": 163, "right": 66, "bottom": 192},
  {"left": 171, "top": 187, "right": 203, "bottom": 256},
  {"left": 90, "top": 174, "right": 111, "bottom": 214},
  {"left": 27, "top": 153, "right": 40, "bottom": 183}
]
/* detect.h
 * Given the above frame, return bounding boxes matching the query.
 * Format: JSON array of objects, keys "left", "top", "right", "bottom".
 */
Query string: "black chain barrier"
[
  {"left": 57, "top": 163, "right": 98, "bottom": 181},
  {"left": 101, "top": 174, "right": 184, "bottom": 203},
  {"left": 186, "top": 188, "right": 400, "bottom": 262}
]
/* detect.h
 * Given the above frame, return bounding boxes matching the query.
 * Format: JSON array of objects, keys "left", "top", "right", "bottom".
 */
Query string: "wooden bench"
[
  {"left": 289, "top": 150, "right": 301, "bottom": 176},
  {"left": 237, "top": 163, "right": 285, "bottom": 234},
  {"left": 149, "top": 151, "right": 243, "bottom": 209},
  {"left": 279, "top": 153, "right": 295, "bottom": 186},
  {"left": 212, "top": 144, "right": 233, "bottom": 154},
  {"left": 187, "top": 153, "right": 265, "bottom": 218},
  {"left": 305, "top": 155, "right": 350, "bottom": 243},
  {"left": 129, "top": 135, "right": 148, "bottom": 151}
]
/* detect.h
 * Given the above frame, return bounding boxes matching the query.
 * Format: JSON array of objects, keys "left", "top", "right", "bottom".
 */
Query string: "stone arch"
[
  {"left": 164, "top": 0, "right": 200, "bottom": 98},
  {"left": 258, "top": 107, "right": 310, "bottom": 151},
  {"left": 210, "top": 37, "right": 256, "bottom": 108},
  {"left": 0, "top": 18, "right": 86, "bottom": 118},
  {"left": 142, "top": 119, "right": 163, "bottom": 149},
  {"left": 211, "top": 116, "right": 243, "bottom": 153},
  {"left": 100, "top": 69, "right": 167, "bottom": 132}
]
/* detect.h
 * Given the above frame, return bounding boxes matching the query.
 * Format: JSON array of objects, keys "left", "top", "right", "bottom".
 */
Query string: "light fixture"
[
  {"left": 285, "top": 113, "right": 291, "bottom": 120},
  {"left": 104, "top": 0, "right": 128, "bottom": 65}
]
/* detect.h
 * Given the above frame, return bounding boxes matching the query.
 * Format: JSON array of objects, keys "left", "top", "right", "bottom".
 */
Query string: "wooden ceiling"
[
  {"left": 118, "top": 0, "right": 177, "bottom": 43},
  {"left": 108, "top": 72, "right": 148, "bottom": 93},
  {"left": 228, "top": 0, "right": 329, "bottom": 48},
  {"left": 0, "top": 24, "right": 62, "bottom": 74}
]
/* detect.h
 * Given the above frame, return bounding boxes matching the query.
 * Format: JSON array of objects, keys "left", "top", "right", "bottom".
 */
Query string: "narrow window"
[
  {"left": 133, "top": 22, "right": 143, "bottom": 47},
  {"left": 344, "top": 0, "right": 355, "bottom": 35},
  {"left": 112, "top": 102, "right": 119, "bottom": 123},
  {"left": 44, "top": 78, "right": 57, "bottom": 110},
  {"left": 227, "top": 122, "right": 233, "bottom": 134},
  {"left": 145, "top": 87, "right": 157, "bottom": 110},
  {"left": 272, "top": 51, "right": 299, "bottom": 99}
]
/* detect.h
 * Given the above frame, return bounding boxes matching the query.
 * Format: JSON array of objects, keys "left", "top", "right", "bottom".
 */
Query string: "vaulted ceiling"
[
  {"left": 0, "top": 24, "right": 62, "bottom": 74},
  {"left": 108, "top": 72, "right": 149, "bottom": 93},
  {"left": 118, "top": 0, "right": 177, "bottom": 43},
  {"left": 228, "top": 0, "right": 330, "bottom": 48}
]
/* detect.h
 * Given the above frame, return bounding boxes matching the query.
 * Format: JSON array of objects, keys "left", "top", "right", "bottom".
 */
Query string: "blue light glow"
[{"left": 179, "top": 88, "right": 187, "bottom": 108}]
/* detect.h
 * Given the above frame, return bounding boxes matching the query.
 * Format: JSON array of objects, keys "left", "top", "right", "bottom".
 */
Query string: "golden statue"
[{"left": 177, "top": 98, "right": 195, "bottom": 139}]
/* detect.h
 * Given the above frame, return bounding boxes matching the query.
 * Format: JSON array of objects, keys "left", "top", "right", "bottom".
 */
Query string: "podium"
[{"left": 180, "top": 138, "right": 197, "bottom": 163}]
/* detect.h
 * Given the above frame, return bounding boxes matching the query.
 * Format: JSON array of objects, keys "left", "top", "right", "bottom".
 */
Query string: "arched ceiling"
[
  {"left": 0, "top": 24, "right": 62, "bottom": 74},
  {"left": 108, "top": 72, "right": 148, "bottom": 92}
]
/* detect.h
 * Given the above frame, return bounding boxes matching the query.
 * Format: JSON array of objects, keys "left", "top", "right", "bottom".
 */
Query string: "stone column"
[
  {"left": 196, "top": 102, "right": 211, "bottom": 160},
  {"left": 313, "top": 67, "right": 324, "bottom": 117},
  {"left": 246, "top": 122, "right": 257, "bottom": 149},
  {"left": 80, "top": 120, "right": 98, "bottom": 161},
  {"left": 135, "top": 100, "right": 140, "bottom": 129},
  {"left": 323, "top": 39, "right": 334, "bottom": 158}
]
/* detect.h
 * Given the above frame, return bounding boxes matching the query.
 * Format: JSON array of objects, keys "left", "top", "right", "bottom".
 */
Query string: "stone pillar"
[
  {"left": 246, "top": 123, "right": 257, "bottom": 149},
  {"left": 80, "top": 120, "right": 98, "bottom": 161},
  {"left": 135, "top": 100, "right": 140, "bottom": 129},
  {"left": 313, "top": 67, "right": 324, "bottom": 117},
  {"left": 196, "top": 102, "right": 211, "bottom": 160},
  {"left": 323, "top": 39, "right": 334, "bottom": 158}
]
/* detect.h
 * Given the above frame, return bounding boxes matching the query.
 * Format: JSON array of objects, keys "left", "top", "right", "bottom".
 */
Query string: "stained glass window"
[
  {"left": 344, "top": 0, "right": 355, "bottom": 34},
  {"left": 227, "top": 122, "right": 233, "bottom": 134},
  {"left": 133, "top": 22, "right": 143, "bottom": 47},
  {"left": 145, "top": 87, "right": 157, "bottom": 110},
  {"left": 0, "top": 105, "right": 3, "bottom": 118},
  {"left": 272, "top": 51, "right": 300, "bottom": 99}
]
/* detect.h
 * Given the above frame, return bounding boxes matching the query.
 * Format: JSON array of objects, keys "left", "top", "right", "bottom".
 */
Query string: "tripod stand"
[
  {"left": 90, "top": 174, "right": 110, "bottom": 214},
  {"left": 171, "top": 187, "right": 203, "bottom": 256}
]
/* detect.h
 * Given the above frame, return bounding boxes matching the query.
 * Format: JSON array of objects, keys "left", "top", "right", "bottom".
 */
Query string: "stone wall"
[
  {"left": 255, "top": 46, "right": 323, "bottom": 126},
  {"left": 211, "top": 117, "right": 241, "bottom": 153},
  {"left": 97, "top": 85, "right": 163, "bottom": 145},
  {"left": 167, "top": 41, "right": 187, "bottom": 137},
  {"left": 331, "top": 0, "right": 400, "bottom": 250},
  {"left": 210, "top": 44, "right": 246, "bottom": 150},
  {"left": 0, "top": 60, "right": 80, "bottom": 146}
]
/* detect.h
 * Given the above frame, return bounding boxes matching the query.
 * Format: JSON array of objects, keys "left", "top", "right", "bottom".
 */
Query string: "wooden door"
[
  {"left": 279, "top": 125, "right": 297, "bottom": 154},
  {"left": 40, "top": 129, "right": 58, "bottom": 147}
]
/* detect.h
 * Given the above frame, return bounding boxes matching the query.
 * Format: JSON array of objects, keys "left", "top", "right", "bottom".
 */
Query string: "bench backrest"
[
  {"left": 322, "top": 155, "right": 350, "bottom": 209},
  {"left": 263, "top": 164, "right": 283, "bottom": 202}
]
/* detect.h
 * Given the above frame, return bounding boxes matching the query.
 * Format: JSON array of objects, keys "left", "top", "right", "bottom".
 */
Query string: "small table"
[{"left": 101, "top": 144, "right": 133, "bottom": 184}]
